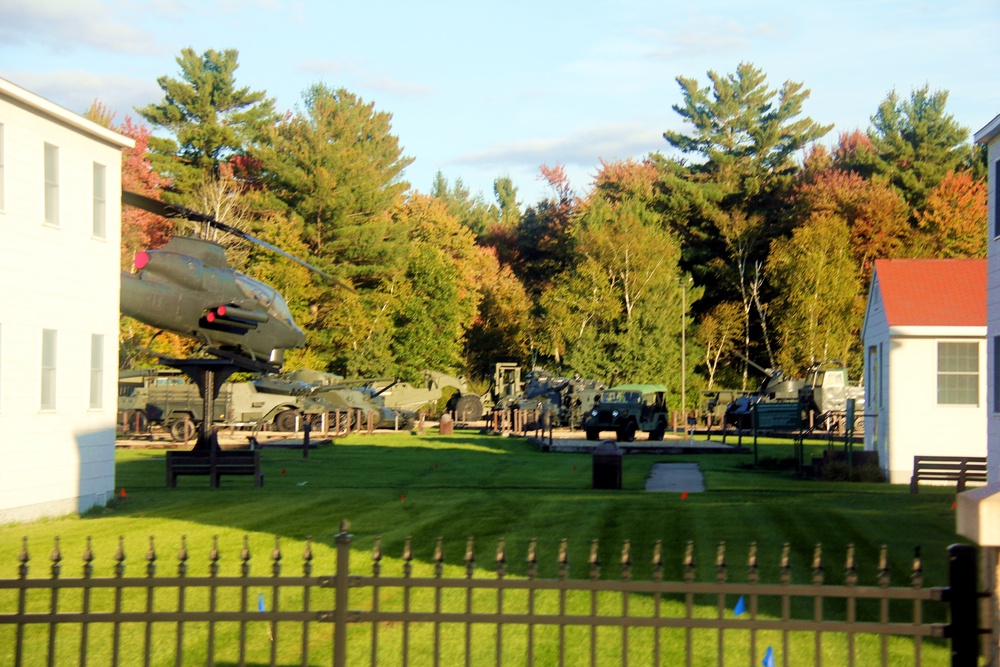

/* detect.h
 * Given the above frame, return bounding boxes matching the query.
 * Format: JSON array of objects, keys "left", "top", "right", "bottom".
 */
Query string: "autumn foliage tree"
[{"left": 911, "top": 170, "right": 988, "bottom": 258}]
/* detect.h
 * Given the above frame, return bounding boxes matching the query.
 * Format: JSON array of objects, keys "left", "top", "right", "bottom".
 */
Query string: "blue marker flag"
[
  {"left": 763, "top": 646, "right": 775, "bottom": 667},
  {"left": 258, "top": 593, "right": 266, "bottom": 613},
  {"left": 734, "top": 595, "right": 746, "bottom": 616}
]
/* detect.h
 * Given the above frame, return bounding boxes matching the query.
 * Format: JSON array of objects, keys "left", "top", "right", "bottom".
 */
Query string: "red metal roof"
[{"left": 874, "top": 258, "right": 986, "bottom": 327}]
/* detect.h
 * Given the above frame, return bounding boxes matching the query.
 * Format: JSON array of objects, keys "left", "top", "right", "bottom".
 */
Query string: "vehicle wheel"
[
  {"left": 585, "top": 428, "right": 600, "bottom": 441},
  {"left": 648, "top": 421, "right": 666, "bottom": 441},
  {"left": 275, "top": 409, "right": 301, "bottom": 432},
  {"left": 169, "top": 417, "right": 196, "bottom": 443},
  {"left": 617, "top": 421, "right": 637, "bottom": 442},
  {"left": 453, "top": 394, "right": 484, "bottom": 422}
]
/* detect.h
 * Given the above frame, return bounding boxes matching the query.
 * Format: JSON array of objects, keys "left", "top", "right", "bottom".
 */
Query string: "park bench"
[
  {"left": 909, "top": 455, "right": 987, "bottom": 494},
  {"left": 165, "top": 450, "right": 263, "bottom": 488}
]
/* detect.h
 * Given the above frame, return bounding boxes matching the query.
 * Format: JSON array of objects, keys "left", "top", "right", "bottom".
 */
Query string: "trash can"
[{"left": 592, "top": 440, "right": 622, "bottom": 490}]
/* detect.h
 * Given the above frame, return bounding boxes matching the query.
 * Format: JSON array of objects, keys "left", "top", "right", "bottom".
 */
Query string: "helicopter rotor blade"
[{"left": 123, "top": 191, "right": 352, "bottom": 290}]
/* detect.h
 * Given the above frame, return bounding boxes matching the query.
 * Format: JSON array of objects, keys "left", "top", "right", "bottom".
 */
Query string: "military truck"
[
  {"left": 118, "top": 369, "right": 333, "bottom": 441},
  {"left": 515, "top": 367, "right": 606, "bottom": 429},
  {"left": 582, "top": 384, "right": 669, "bottom": 442}
]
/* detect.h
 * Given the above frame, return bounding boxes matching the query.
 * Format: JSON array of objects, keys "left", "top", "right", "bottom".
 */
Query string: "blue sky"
[{"left": 2, "top": 0, "right": 998, "bottom": 206}]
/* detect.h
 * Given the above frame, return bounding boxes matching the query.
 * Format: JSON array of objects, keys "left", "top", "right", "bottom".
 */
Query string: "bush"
[
  {"left": 819, "top": 461, "right": 886, "bottom": 483},
  {"left": 740, "top": 455, "right": 798, "bottom": 471}
]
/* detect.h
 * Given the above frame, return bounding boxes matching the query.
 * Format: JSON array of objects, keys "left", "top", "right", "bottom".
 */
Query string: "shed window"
[{"left": 937, "top": 341, "right": 978, "bottom": 405}]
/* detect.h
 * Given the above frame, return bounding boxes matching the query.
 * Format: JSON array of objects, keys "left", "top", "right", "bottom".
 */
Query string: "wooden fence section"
[{"left": 0, "top": 524, "right": 987, "bottom": 667}]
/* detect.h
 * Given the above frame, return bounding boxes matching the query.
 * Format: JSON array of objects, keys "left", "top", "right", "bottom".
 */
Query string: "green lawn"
[{"left": 0, "top": 432, "right": 965, "bottom": 665}]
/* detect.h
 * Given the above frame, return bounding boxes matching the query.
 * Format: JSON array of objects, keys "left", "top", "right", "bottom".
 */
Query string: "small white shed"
[{"left": 862, "top": 258, "right": 986, "bottom": 483}]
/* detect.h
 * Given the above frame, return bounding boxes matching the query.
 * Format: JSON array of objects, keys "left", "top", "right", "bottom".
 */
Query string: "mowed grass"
[{"left": 0, "top": 432, "right": 964, "bottom": 665}]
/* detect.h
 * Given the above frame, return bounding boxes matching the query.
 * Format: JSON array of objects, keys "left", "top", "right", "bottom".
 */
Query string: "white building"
[
  {"left": 979, "top": 114, "right": 1000, "bottom": 485},
  {"left": 862, "top": 258, "right": 987, "bottom": 483},
  {"left": 0, "top": 77, "right": 132, "bottom": 523}
]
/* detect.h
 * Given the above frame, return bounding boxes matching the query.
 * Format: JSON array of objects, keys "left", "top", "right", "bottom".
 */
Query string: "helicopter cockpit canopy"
[{"left": 234, "top": 273, "right": 301, "bottom": 332}]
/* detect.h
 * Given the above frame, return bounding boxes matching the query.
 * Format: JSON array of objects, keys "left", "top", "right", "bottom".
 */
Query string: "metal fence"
[{"left": 0, "top": 522, "right": 988, "bottom": 666}]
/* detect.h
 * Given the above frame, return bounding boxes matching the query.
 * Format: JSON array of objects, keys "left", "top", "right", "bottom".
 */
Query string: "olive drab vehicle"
[
  {"left": 720, "top": 354, "right": 804, "bottom": 430},
  {"left": 515, "top": 367, "right": 606, "bottom": 429},
  {"left": 583, "top": 384, "right": 669, "bottom": 442},
  {"left": 366, "top": 370, "right": 483, "bottom": 419},
  {"left": 712, "top": 354, "right": 864, "bottom": 433},
  {"left": 258, "top": 370, "right": 417, "bottom": 431},
  {"left": 118, "top": 369, "right": 333, "bottom": 441}
]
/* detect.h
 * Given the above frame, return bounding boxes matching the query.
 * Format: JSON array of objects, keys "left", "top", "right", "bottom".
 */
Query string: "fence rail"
[{"left": 0, "top": 523, "right": 987, "bottom": 666}]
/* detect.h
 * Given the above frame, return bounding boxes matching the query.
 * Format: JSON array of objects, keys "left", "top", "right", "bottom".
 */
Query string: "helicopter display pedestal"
[{"left": 158, "top": 357, "right": 246, "bottom": 454}]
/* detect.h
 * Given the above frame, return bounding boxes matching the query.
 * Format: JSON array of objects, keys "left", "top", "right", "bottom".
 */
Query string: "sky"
[{"left": 2, "top": 0, "right": 998, "bottom": 206}]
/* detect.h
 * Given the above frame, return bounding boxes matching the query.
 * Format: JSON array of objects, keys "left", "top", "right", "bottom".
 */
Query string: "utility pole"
[{"left": 681, "top": 277, "right": 691, "bottom": 439}]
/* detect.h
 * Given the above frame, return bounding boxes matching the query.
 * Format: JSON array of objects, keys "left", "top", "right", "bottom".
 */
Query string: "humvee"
[{"left": 583, "top": 384, "right": 669, "bottom": 442}]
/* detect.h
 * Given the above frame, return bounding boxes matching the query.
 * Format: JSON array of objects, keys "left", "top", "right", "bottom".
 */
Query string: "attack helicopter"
[
  {"left": 120, "top": 191, "right": 342, "bottom": 371},
  {"left": 120, "top": 191, "right": 345, "bottom": 454}
]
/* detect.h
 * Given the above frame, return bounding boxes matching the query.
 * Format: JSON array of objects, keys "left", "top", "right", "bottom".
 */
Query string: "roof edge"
[
  {"left": 888, "top": 325, "right": 986, "bottom": 337},
  {"left": 0, "top": 76, "right": 134, "bottom": 149},
  {"left": 975, "top": 113, "right": 1000, "bottom": 145}
]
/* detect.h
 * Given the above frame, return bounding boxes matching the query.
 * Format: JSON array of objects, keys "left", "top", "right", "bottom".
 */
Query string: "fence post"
[
  {"left": 949, "top": 543, "right": 979, "bottom": 667},
  {"left": 334, "top": 521, "right": 352, "bottom": 667}
]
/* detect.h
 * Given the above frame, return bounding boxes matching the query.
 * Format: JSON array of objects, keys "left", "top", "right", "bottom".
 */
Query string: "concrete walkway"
[{"left": 645, "top": 462, "right": 705, "bottom": 492}]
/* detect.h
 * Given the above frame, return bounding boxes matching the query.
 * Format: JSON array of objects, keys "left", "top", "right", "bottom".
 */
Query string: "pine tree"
[
  {"left": 137, "top": 48, "right": 279, "bottom": 195},
  {"left": 866, "top": 85, "right": 970, "bottom": 213}
]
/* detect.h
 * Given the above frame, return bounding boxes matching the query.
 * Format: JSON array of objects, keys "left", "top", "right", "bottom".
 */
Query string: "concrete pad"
[{"left": 645, "top": 462, "right": 705, "bottom": 492}]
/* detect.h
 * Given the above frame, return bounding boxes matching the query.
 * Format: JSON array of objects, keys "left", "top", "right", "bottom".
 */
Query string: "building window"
[
  {"left": 90, "top": 334, "right": 103, "bottom": 409},
  {"left": 44, "top": 143, "right": 59, "bottom": 226},
  {"left": 41, "top": 329, "right": 57, "bottom": 410},
  {"left": 937, "top": 341, "right": 978, "bottom": 405},
  {"left": 867, "top": 346, "right": 879, "bottom": 410},
  {"left": 92, "top": 163, "right": 106, "bottom": 239}
]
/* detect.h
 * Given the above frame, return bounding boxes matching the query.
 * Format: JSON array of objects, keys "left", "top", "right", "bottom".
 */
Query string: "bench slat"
[
  {"left": 910, "top": 455, "right": 988, "bottom": 494},
  {"left": 166, "top": 451, "right": 263, "bottom": 489}
]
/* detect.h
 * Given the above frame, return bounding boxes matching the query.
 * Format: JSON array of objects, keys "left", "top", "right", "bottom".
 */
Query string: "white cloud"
[
  {"left": 0, "top": 0, "right": 161, "bottom": 55},
  {"left": 0, "top": 69, "right": 161, "bottom": 120},
  {"left": 452, "top": 123, "right": 667, "bottom": 171}
]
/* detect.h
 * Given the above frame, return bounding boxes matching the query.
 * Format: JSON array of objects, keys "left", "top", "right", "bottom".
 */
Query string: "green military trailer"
[{"left": 582, "top": 384, "right": 670, "bottom": 442}]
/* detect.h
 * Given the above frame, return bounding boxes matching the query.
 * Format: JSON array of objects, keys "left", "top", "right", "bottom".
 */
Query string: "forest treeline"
[{"left": 97, "top": 48, "right": 988, "bottom": 410}]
